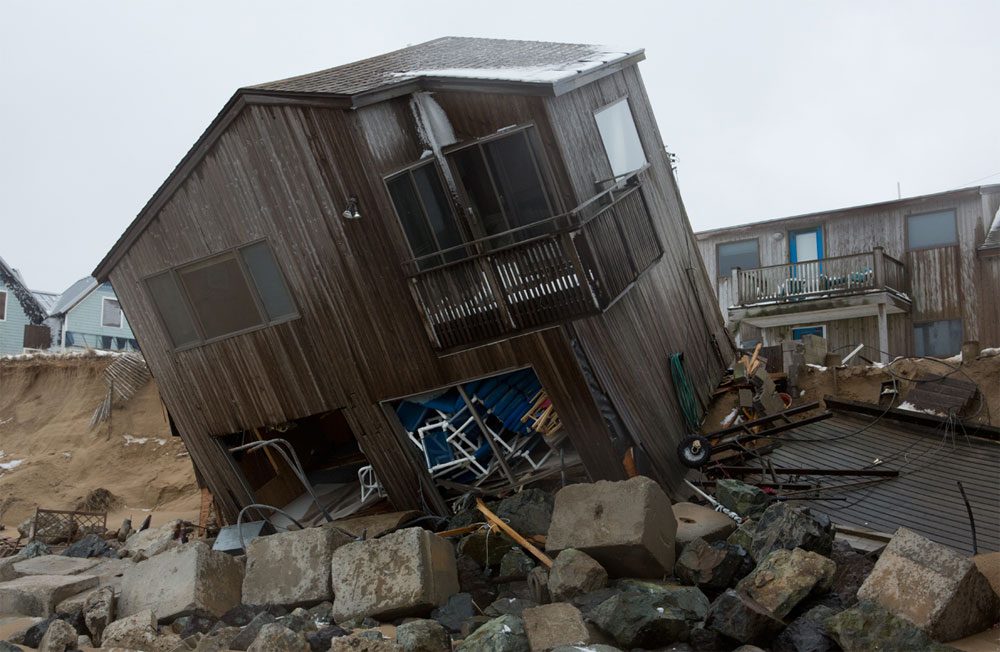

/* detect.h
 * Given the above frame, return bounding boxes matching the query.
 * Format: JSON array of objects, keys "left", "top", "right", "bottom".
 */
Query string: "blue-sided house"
[
  {"left": 48, "top": 277, "right": 139, "bottom": 352},
  {"left": 0, "top": 255, "right": 50, "bottom": 355}
]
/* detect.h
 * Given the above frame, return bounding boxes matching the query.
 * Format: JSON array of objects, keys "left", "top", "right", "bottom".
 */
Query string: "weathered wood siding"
[
  {"left": 542, "top": 67, "right": 733, "bottom": 492},
  {"left": 696, "top": 187, "right": 1000, "bottom": 352},
  {"left": 106, "top": 65, "right": 732, "bottom": 519}
]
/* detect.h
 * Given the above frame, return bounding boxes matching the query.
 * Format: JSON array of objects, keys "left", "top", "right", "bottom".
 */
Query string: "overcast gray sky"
[{"left": 2, "top": 1, "right": 997, "bottom": 292}]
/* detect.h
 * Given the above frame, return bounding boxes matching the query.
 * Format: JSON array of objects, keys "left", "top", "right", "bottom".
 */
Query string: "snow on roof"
[
  {"left": 250, "top": 37, "right": 642, "bottom": 97},
  {"left": 30, "top": 290, "right": 60, "bottom": 315},
  {"left": 49, "top": 276, "right": 99, "bottom": 316},
  {"left": 980, "top": 205, "right": 1000, "bottom": 250}
]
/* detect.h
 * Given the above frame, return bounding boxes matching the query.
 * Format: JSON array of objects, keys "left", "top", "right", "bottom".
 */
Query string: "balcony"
[
  {"left": 727, "top": 248, "right": 911, "bottom": 328},
  {"left": 403, "top": 177, "right": 662, "bottom": 351}
]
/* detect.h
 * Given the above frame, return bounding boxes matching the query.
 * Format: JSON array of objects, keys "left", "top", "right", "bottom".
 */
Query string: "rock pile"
[{"left": 0, "top": 478, "right": 996, "bottom": 651}]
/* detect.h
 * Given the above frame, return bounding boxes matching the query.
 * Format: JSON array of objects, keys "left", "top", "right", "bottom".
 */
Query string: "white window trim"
[
  {"left": 0, "top": 289, "right": 6, "bottom": 321},
  {"left": 101, "top": 296, "right": 123, "bottom": 328},
  {"left": 791, "top": 324, "right": 827, "bottom": 340}
]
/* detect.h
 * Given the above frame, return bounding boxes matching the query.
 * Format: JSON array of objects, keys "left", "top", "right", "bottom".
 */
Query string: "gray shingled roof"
[
  {"left": 49, "top": 276, "right": 98, "bottom": 316},
  {"left": 31, "top": 290, "right": 59, "bottom": 315},
  {"left": 249, "top": 36, "right": 640, "bottom": 97}
]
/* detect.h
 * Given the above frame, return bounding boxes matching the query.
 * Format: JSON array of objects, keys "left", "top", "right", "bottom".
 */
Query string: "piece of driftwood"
[{"left": 476, "top": 498, "right": 553, "bottom": 568}]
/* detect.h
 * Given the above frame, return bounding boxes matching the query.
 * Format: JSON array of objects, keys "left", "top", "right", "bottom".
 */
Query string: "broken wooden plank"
[{"left": 476, "top": 498, "right": 553, "bottom": 568}]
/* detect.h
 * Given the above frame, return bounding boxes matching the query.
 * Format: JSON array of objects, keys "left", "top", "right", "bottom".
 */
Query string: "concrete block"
[
  {"left": 973, "top": 552, "right": 1000, "bottom": 598},
  {"left": 672, "top": 502, "right": 738, "bottom": 555},
  {"left": 54, "top": 558, "right": 135, "bottom": 616},
  {"left": 546, "top": 477, "right": 677, "bottom": 578},
  {"left": 331, "top": 527, "right": 459, "bottom": 622},
  {"left": 119, "top": 541, "right": 244, "bottom": 621},
  {"left": 0, "top": 574, "right": 98, "bottom": 616},
  {"left": 121, "top": 519, "right": 182, "bottom": 559},
  {"left": 523, "top": 603, "right": 590, "bottom": 651},
  {"left": 243, "top": 526, "right": 354, "bottom": 607},
  {"left": 857, "top": 527, "right": 1000, "bottom": 641},
  {"left": 11, "top": 555, "right": 100, "bottom": 576}
]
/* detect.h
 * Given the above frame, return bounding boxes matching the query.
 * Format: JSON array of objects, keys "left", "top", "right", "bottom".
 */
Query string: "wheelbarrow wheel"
[{"left": 677, "top": 435, "right": 712, "bottom": 469}]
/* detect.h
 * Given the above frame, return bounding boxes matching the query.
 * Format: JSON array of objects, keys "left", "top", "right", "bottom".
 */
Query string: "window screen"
[
  {"left": 178, "top": 255, "right": 262, "bottom": 340},
  {"left": 387, "top": 163, "right": 465, "bottom": 267},
  {"left": 913, "top": 319, "right": 963, "bottom": 358},
  {"left": 595, "top": 98, "right": 646, "bottom": 178},
  {"left": 146, "top": 273, "right": 200, "bottom": 347},
  {"left": 718, "top": 239, "right": 760, "bottom": 277},
  {"left": 0, "top": 291, "right": 6, "bottom": 320},
  {"left": 102, "top": 298, "right": 123, "bottom": 327},
  {"left": 240, "top": 242, "right": 297, "bottom": 321},
  {"left": 907, "top": 210, "right": 957, "bottom": 249}
]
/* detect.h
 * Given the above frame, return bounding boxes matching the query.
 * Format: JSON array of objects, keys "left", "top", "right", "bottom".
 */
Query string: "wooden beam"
[{"left": 476, "top": 498, "right": 553, "bottom": 568}]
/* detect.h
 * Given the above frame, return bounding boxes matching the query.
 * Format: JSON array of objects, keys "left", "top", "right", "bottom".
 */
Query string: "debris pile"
[{"left": 1, "top": 476, "right": 996, "bottom": 651}]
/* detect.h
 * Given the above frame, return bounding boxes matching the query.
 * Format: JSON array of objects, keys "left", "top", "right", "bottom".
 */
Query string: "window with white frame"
[
  {"left": 101, "top": 297, "right": 123, "bottom": 328},
  {"left": 595, "top": 98, "right": 646, "bottom": 179}
]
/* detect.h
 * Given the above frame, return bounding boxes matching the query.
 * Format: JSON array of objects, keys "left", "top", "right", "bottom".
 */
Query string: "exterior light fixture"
[{"left": 342, "top": 196, "right": 361, "bottom": 220}]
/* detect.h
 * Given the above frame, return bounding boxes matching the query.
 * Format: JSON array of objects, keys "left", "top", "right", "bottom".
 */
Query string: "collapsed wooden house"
[{"left": 93, "top": 37, "right": 733, "bottom": 523}]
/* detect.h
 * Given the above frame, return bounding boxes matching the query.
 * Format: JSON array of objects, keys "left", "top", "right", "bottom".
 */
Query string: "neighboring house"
[
  {"left": 696, "top": 185, "right": 1000, "bottom": 361},
  {"left": 47, "top": 277, "right": 138, "bottom": 352},
  {"left": 93, "top": 37, "right": 732, "bottom": 522},
  {"left": 0, "top": 255, "right": 49, "bottom": 355}
]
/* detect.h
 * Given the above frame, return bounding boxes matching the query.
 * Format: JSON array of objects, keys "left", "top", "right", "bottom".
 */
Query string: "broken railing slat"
[{"left": 475, "top": 498, "right": 553, "bottom": 568}]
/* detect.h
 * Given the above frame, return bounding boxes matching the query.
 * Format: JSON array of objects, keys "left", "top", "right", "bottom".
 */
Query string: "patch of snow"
[
  {"left": 1, "top": 349, "right": 125, "bottom": 362},
  {"left": 656, "top": 607, "right": 664, "bottom": 613},
  {"left": 156, "top": 438, "right": 167, "bottom": 446},
  {"left": 0, "top": 459, "right": 24, "bottom": 470},
  {"left": 980, "top": 347, "right": 1000, "bottom": 358},
  {"left": 806, "top": 364, "right": 828, "bottom": 372},
  {"left": 897, "top": 401, "right": 943, "bottom": 417},
  {"left": 123, "top": 435, "right": 150, "bottom": 446},
  {"left": 941, "top": 353, "right": 962, "bottom": 363}
]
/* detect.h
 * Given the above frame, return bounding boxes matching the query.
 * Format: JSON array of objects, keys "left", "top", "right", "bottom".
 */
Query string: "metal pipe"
[{"left": 229, "top": 438, "right": 333, "bottom": 522}]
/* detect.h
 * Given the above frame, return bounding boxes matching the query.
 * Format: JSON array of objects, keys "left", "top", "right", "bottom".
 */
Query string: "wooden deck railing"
[
  {"left": 732, "top": 247, "right": 909, "bottom": 307},
  {"left": 405, "top": 177, "right": 662, "bottom": 350}
]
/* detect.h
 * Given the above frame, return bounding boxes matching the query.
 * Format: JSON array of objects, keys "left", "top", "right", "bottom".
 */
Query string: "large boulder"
[
  {"left": 672, "top": 502, "right": 738, "bottom": 555},
  {"left": 590, "top": 592, "right": 693, "bottom": 649},
  {"left": 0, "top": 574, "right": 98, "bottom": 616},
  {"left": 715, "top": 480, "right": 772, "bottom": 518},
  {"left": 703, "top": 589, "right": 784, "bottom": 645},
  {"left": 735, "top": 548, "right": 836, "bottom": 619},
  {"left": 455, "top": 614, "right": 529, "bottom": 652},
  {"left": 522, "top": 603, "right": 589, "bottom": 651},
  {"left": 546, "top": 477, "right": 677, "bottom": 578},
  {"left": 395, "top": 618, "right": 451, "bottom": 652},
  {"left": 119, "top": 541, "right": 244, "bottom": 620},
  {"left": 773, "top": 605, "right": 840, "bottom": 652},
  {"left": 856, "top": 527, "right": 999, "bottom": 641},
  {"left": 430, "top": 592, "right": 475, "bottom": 634},
  {"left": 62, "top": 534, "right": 116, "bottom": 559},
  {"left": 494, "top": 489, "right": 554, "bottom": 537},
  {"left": 82, "top": 586, "right": 115, "bottom": 645},
  {"left": 729, "top": 503, "right": 835, "bottom": 561},
  {"left": 828, "top": 540, "right": 876, "bottom": 607},
  {"left": 37, "top": 618, "right": 76, "bottom": 652},
  {"left": 11, "top": 555, "right": 99, "bottom": 576},
  {"left": 121, "top": 519, "right": 182, "bottom": 559},
  {"left": 100, "top": 609, "right": 160, "bottom": 650},
  {"left": 825, "top": 600, "right": 955, "bottom": 652},
  {"left": 547, "top": 549, "right": 608, "bottom": 602},
  {"left": 331, "top": 527, "right": 459, "bottom": 622},
  {"left": 246, "top": 623, "right": 310, "bottom": 652},
  {"left": 499, "top": 548, "right": 536, "bottom": 579},
  {"left": 674, "top": 537, "right": 753, "bottom": 591},
  {"left": 243, "top": 526, "right": 353, "bottom": 607}
]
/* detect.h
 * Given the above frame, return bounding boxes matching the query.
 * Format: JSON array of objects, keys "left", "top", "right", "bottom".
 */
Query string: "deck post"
[
  {"left": 877, "top": 302, "right": 890, "bottom": 364},
  {"left": 731, "top": 267, "right": 740, "bottom": 306},
  {"left": 872, "top": 246, "right": 886, "bottom": 289}
]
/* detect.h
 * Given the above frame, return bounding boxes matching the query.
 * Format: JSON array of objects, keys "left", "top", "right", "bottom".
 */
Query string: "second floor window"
[
  {"left": 718, "top": 239, "right": 760, "bottom": 277},
  {"left": 101, "top": 298, "right": 123, "bottom": 328},
  {"left": 145, "top": 240, "right": 297, "bottom": 349},
  {"left": 386, "top": 163, "right": 465, "bottom": 269},
  {"left": 595, "top": 98, "right": 646, "bottom": 179},
  {"left": 907, "top": 209, "right": 957, "bottom": 250}
]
